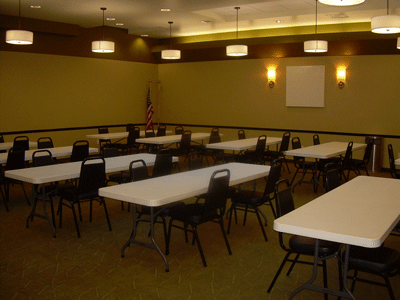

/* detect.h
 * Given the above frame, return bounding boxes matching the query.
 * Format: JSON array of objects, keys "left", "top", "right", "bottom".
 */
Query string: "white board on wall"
[{"left": 286, "top": 65, "right": 325, "bottom": 107}]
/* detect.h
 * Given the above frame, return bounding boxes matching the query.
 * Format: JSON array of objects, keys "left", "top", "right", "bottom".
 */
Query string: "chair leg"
[
  {"left": 3, "top": 183, "right": 9, "bottom": 212},
  {"left": 166, "top": 219, "right": 173, "bottom": 255},
  {"left": 58, "top": 198, "right": 63, "bottom": 228},
  {"left": 322, "top": 260, "right": 329, "bottom": 300},
  {"left": 254, "top": 207, "right": 268, "bottom": 242},
  {"left": 286, "top": 253, "right": 300, "bottom": 276},
  {"left": 267, "top": 252, "right": 292, "bottom": 293},
  {"left": 218, "top": 216, "right": 232, "bottom": 255},
  {"left": 227, "top": 202, "right": 235, "bottom": 234},
  {"left": 192, "top": 225, "right": 207, "bottom": 267},
  {"left": 101, "top": 198, "right": 112, "bottom": 232},
  {"left": 70, "top": 202, "right": 81, "bottom": 238},
  {"left": 89, "top": 199, "right": 93, "bottom": 222}
]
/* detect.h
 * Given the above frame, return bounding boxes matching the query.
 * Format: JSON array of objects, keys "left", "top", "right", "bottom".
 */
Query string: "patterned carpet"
[{"left": 1, "top": 163, "right": 399, "bottom": 300}]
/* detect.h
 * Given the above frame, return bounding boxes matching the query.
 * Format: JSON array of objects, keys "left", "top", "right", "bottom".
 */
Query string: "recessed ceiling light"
[
  {"left": 275, "top": 20, "right": 283, "bottom": 23},
  {"left": 160, "top": 8, "right": 171, "bottom": 12},
  {"left": 30, "top": 5, "right": 41, "bottom": 9},
  {"left": 116, "top": 23, "right": 124, "bottom": 26},
  {"left": 201, "top": 20, "right": 211, "bottom": 24},
  {"left": 106, "top": 17, "right": 115, "bottom": 21},
  {"left": 141, "top": 34, "right": 149, "bottom": 37}
]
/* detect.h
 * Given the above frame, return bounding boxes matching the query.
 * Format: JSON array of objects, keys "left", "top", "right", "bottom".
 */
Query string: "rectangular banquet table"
[
  {"left": 86, "top": 130, "right": 173, "bottom": 142},
  {"left": 98, "top": 162, "right": 271, "bottom": 272},
  {"left": 274, "top": 176, "right": 400, "bottom": 299},
  {"left": 5, "top": 153, "right": 178, "bottom": 237},
  {"left": 284, "top": 141, "right": 366, "bottom": 191},
  {"left": 135, "top": 132, "right": 213, "bottom": 146},
  {"left": 0, "top": 146, "right": 98, "bottom": 164},
  {"left": 0, "top": 141, "right": 37, "bottom": 151},
  {"left": 205, "top": 136, "right": 282, "bottom": 153}
]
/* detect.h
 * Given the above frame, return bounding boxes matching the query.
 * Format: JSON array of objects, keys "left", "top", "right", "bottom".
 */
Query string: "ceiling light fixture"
[
  {"left": 371, "top": 0, "right": 400, "bottom": 34},
  {"left": 397, "top": 37, "right": 400, "bottom": 49},
  {"left": 318, "top": 0, "right": 365, "bottom": 6},
  {"left": 161, "top": 21, "right": 181, "bottom": 59},
  {"left": 6, "top": 0, "right": 33, "bottom": 45},
  {"left": 92, "top": 7, "right": 115, "bottom": 53},
  {"left": 304, "top": 0, "right": 328, "bottom": 53},
  {"left": 226, "top": 7, "right": 248, "bottom": 57}
]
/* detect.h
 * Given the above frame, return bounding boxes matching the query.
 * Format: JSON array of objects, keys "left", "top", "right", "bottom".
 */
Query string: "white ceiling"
[{"left": 1, "top": 0, "right": 400, "bottom": 38}]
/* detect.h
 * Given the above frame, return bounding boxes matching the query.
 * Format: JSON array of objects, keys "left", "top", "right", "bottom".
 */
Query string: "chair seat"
[
  {"left": 347, "top": 246, "right": 400, "bottom": 274},
  {"left": 108, "top": 172, "right": 130, "bottom": 184},
  {"left": 58, "top": 185, "right": 98, "bottom": 201},
  {"left": 140, "top": 201, "right": 184, "bottom": 217},
  {"left": 231, "top": 190, "right": 264, "bottom": 206},
  {"left": 170, "top": 203, "right": 219, "bottom": 224},
  {"left": 289, "top": 235, "right": 341, "bottom": 257}
]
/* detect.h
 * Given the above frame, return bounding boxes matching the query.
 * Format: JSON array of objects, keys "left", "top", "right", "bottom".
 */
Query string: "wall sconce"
[
  {"left": 337, "top": 69, "right": 346, "bottom": 88},
  {"left": 268, "top": 69, "right": 276, "bottom": 88}
]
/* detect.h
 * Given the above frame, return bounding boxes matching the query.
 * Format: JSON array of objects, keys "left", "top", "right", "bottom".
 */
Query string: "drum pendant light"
[
  {"left": 5, "top": 0, "right": 33, "bottom": 45},
  {"left": 161, "top": 22, "right": 181, "bottom": 59},
  {"left": 304, "top": 0, "right": 328, "bottom": 53},
  {"left": 318, "top": 0, "right": 365, "bottom": 6},
  {"left": 371, "top": 0, "right": 400, "bottom": 34},
  {"left": 226, "top": 7, "right": 248, "bottom": 57},
  {"left": 92, "top": 7, "right": 115, "bottom": 53}
]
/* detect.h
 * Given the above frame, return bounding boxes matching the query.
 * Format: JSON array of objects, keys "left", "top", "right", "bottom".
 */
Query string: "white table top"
[
  {"left": 86, "top": 130, "right": 172, "bottom": 140},
  {"left": 99, "top": 162, "right": 270, "bottom": 207},
  {"left": 205, "top": 137, "right": 282, "bottom": 151},
  {"left": 285, "top": 141, "right": 366, "bottom": 159},
  {"left": 395, "top": 158, "right": 400, "bottom": 165},
  {"left": 136, "top": 132, "right": 212, "bottom": 145},
  {"left": 5, "top": 153, "right": 177, "bottom": 185},
  {"left": 0, "top": 141, "right": 38, "bottom": 151},
  {"left": 274, "top": 176, "right": 400, "bottom": 248},
  {"left": 0, "top": 146, "right": 98, "bottom": 164}
]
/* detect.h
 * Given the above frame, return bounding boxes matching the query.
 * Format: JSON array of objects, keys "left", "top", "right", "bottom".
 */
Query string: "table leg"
[
  {"left": 26, "top": 183, "right": 57, "bottom": 238},
  {"left": 121, "top": 204, "right": 170, "bottom": 272},
  {"left": 288, "top": 240, "right": 356, "bottom": 299}
]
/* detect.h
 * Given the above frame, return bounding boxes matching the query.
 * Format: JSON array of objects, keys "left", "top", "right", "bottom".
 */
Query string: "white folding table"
[
  {"left": 98, "top": 162, "right": 271, "bottom": 272},
  {"left": 0, "top": 146, "right": 98, "bottom": 164},
  {"left": 86, "top": 130, "right": 173, "bottom": 143},
  {"left": 0, "top": 141, "right": 38, "bottom": 151},
  {"left": 285, "top": 142, "right": 366, "bottom": 192},
  {"left": 5, "top": 153, "right": 177, "bottom": 237},
  {"left": 274, "top": 176, "right": 400, "bottom": 299},
  {"left": 136, "top": 132, "right": 212, "bottom": 146}
]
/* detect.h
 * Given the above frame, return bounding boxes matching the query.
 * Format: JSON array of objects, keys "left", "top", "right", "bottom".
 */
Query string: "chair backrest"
[
  {"left": 13, "top": 136, "right": 29, "bottom": 151},
  {"left": 127, "top": 126, "right": 140, "bottom": 146},
  {"left": 325, "top": 168, "right": 341, "bottom": 192},
  {"left": 189, "top": 151, "right": 203, "bottom": 170},
  {"left": 129, "top": 159, "right": 149, "bottom": 182},
  {"left": 37, "top": 137, "right": 54, "bottom": 149},
  {"left": 279, "top": 132, "right": 291, "bottom": 152},
  {"left": 209, "top": 128, "right": 221, "bottom": 144},
  {"left": 342, "top": 141, "right": 354, "bottom": 166},
  {"left": 98, "top": 127, "right": 109, "bottom": 134},
  {"left": 78, "top": 157, "right": 106, "bottom": 197},
  {"left": 71, "top": 140, "right": 89, "bottom": 162},
  {"left": 175, "top": 126, "right": 184, "bottom": 135},
  {"left": 152, "top": 149, "right": 173, "bottom": 178},
  {"left": 179, "top": 130, "right": 192, "bottom": 152},
  {"left": 0, "top": 135, "right": 4, "bottom": 143},
  {"left": 255, "top": 135, "right": 267, "bottom": 154},
  {"left": 156, "top": 125, "right": 167, "bottom": 137},
  {"left": 313, "top": 134, "right": 320, "bottom": 145},
  {"left": 126, "top": 123, "right": 135, "bottom": 131},
  {"left": 32, "top": 150, "right": 53, "bottom": 167},
  {"left": 5, "top": 147, "right": 25, "bottom": 171},
  {"left": 263, "top": 159, "right": 283, "bottom": 198},
  {"left": 238, "top": 130, "right": 246, "bottom": 140},
  {"left": 291, "top": 137, "right": 304, "bottom": 167},
  {"left": 275, "top": 179, "right": 295, "bottom": 218},
  {"left": 388, "top": 144, "right": 398, "bottom": 178},
  {"left": 362, "top": 139, "right": 374, "bottom": 163},
  {"left": 145, "top": 129, "right": 156, "bottom": 138},
  {"left": 202, "top": 169, "right": 231, "bottom": 217},
  {"left": 102, "top": 146, "right": 119, "bottom": 158}
]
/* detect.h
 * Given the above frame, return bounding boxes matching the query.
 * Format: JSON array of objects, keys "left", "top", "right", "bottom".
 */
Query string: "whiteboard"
[{"left": 286, "top": 65, "right": 325, "bottom": 107}]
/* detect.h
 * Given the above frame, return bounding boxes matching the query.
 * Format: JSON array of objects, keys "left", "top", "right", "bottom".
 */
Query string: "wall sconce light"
[
  {"left": 337, "top": 68, "right": 346, "bottom": 88},
  {"left": 268, "top": 69, "right": 276, "bottom": 88}
]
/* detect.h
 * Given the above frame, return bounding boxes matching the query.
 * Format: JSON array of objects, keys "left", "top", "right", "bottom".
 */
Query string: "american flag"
[{"left": 146, "top": 85, "right": 154, "bottom": 130}]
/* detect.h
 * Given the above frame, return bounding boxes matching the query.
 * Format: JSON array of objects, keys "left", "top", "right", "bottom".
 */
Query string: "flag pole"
[{"left": 157, "top": 80, "right": 161, "bottom": 126}]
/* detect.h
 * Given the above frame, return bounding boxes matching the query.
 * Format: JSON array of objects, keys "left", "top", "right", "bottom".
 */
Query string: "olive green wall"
[
  {"left": 0, "top": 51, "right": 158, "bottom": 147},
  {"left": 158, "top": 55, "right": 400, "bottom": 166}
]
